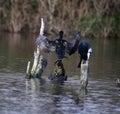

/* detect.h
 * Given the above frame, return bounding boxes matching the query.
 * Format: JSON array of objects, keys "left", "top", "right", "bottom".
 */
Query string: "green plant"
[
  {"left": 5, "top": 0, "right": 12, "bottom": 11},
  {"left": 31, "top": 0, "right": 38, "bottom": 12}
]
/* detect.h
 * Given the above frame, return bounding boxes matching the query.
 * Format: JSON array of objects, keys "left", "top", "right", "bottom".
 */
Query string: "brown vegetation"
[{"left": 0, "top": 0, "right": 120, "bottom": 38}]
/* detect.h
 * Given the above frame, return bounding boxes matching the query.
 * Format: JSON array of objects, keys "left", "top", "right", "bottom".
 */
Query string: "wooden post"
[
  {"left": 26, "top": 18, "right": 47, "bottom": 79},
  {"left": 26, "top": 61, "right": 31, "bottom": 75},
  {"left": 39, "top": 18, "right": 44, "bottom": 35},
  {"left": 80, "top": 61, "right": 89, "bottom": 88}
]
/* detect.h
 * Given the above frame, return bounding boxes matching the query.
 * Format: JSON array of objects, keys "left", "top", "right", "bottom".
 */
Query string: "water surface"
[{"left": 0, "top": 32, "right": 120, "bottom": 114}]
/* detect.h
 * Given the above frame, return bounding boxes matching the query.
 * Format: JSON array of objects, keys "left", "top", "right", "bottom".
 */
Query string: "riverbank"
[{"left": 0, "top": 0, "right": 119, "bottom": 38}]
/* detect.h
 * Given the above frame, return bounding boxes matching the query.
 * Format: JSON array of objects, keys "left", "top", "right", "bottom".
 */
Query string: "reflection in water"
[
  {"left": 25, "top": 78, "right": 88, "bottom": 113},
  {"left": 78, "top": 88, "right": 88, "bottom": 110},
  {"left": 0, "top": 32, "right": 120, "bottom": 114},
  {"left": 25, "top": 78, "right": 46, "bottom": 93},
  {"left": 0, "top": 32, "right": 36, "bottom": 73},
  {"left": 25, "top": 78, "right": 47, "bottom": 114}
]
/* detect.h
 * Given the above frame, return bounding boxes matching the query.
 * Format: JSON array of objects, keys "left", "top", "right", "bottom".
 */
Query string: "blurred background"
[{"left": 0, "top": 0, "right": 120, "bottom": 38}]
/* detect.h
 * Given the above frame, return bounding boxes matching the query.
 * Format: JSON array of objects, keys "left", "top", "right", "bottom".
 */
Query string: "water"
[{"left": 0, "top": 32, "right": 120, "bottom": 114}]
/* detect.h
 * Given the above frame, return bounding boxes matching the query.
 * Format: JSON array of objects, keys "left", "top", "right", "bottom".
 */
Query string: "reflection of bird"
[
  {"left": 116, "top": 78, "right": 120, "bottom": 87},
  {"left": 36, "top": 31, "right": 81, "bottom": 59},
  {"left": 78, "top": 40, "right": 92, "bottom": 68}
]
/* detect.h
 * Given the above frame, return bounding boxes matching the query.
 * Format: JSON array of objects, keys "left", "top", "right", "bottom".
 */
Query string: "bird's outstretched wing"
[
  {"left": 36, "top": 35, "right": 56, "bottom": 52},
  {"left": 36, "top": 32, "right": 81, "bottom": 57},
  {"left": 66, "top": 32, "right": 81, "bottom": 55}
]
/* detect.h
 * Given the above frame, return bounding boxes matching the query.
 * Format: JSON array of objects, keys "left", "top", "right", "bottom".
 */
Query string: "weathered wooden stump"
[
  {"left": 80, "top": 60, "right": 89, "bottom": 88},
  {"left": 26, "top": 18, "right": 47, "bottom": 79}
]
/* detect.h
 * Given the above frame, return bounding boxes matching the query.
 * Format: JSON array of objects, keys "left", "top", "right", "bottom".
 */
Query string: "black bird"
[
  {"left": 78, "top": 40, "right": 92, "bottom": 68},
  {"left": 54, "top": 30, "right": 68, "bottom": 59},
  {"left": 36, "top": 31, "right": 81, "bottom": 59}
]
